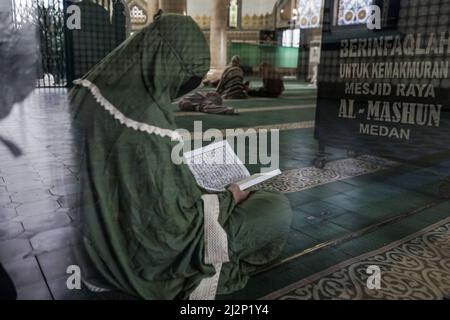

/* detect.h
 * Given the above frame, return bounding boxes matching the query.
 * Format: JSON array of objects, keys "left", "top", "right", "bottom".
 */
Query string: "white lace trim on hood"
[{"left": 73, "top": 79, "right": 183, "bottom": 143}]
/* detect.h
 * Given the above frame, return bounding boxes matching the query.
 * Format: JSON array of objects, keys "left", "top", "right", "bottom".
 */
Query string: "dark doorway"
[
  {"left": 12, "top": 0, "right": 67, "bottom": 88},
  {"left": 65, "top": 0, "right": 128, "bottom": 87}
]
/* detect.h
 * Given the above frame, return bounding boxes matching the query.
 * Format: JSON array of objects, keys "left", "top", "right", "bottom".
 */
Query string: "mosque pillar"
[
  {"left": 158, "top": 0, "right": 186, "bottom": 14},
  {"left": 146, "top": 0, "right": 160, "bottom": 23},
  {"left": 207, "top": 0, "right": 228, "bottom": 81}
]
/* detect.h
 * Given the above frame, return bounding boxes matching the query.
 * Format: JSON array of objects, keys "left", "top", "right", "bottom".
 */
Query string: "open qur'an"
[{"left": 184, "top": 140, "right": 282, "bottom": 192}]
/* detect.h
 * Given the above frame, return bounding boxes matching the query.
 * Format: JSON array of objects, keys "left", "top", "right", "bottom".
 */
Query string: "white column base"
[{"left": 205, "top": 68, "right": 224, "bottom": 83}]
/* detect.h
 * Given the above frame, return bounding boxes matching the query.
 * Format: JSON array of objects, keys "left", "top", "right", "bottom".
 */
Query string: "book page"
[
  {"left": 184, "top": 141, "right": 250, "bottom": 192},
  {"left": 236, "top": 169, "right": 282, "bottom": 191}
]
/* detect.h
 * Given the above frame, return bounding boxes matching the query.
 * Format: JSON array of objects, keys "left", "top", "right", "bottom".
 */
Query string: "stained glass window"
[
  {"left": 337, "top": 0, "right": 374, "bottom": 26},
  {"left": 297, "top": 0, "right": 322, "bottom": 29},
  {"left": 130, "top": 5, "right": 147, "bottom": 25}
]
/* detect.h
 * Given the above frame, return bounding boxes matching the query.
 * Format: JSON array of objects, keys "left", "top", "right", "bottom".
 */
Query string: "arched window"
[
  {"left": 297, "top": 0, "right": 322, "bottom": 29},
  {"left": 337, "top": 0, "right": 374, "bottom": 25}
]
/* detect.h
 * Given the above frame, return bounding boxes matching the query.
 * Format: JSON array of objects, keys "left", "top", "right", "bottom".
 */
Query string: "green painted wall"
[{"left": 228, "top": 43, "right": 299, "bottom": 68}]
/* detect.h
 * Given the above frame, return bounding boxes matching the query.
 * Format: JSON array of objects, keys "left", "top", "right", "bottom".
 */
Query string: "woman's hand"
[{"left": 227, "top": 184, "right": 250, "bottom": 205}]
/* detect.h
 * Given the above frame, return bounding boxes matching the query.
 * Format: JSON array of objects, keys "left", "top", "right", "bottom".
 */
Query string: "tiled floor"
[
  {"left": 1, "top": 85, "right": 449, "bottom": 300},
  {"left": 0, "top": 89, "right": 92, "bottom": 299}
]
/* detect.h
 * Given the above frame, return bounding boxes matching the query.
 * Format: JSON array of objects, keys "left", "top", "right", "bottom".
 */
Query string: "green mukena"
[{"left": 70, "top": 14, "right": 292, "bottom": 300}]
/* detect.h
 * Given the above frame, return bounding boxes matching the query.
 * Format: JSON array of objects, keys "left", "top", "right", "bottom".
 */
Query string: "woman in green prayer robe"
[{"left": 70, "top": 14, "right": 292, "bottom": 300}]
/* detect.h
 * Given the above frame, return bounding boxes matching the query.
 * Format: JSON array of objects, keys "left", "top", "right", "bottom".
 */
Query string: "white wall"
[
  {"left": 242, "top": 0, "right": 277, "bottom": 16},
  {"left": 187, "top": 0, "right": 278, "bottom": 17},
  {"left": 187, "top": 0, "right": 212, "bottom": 16}
]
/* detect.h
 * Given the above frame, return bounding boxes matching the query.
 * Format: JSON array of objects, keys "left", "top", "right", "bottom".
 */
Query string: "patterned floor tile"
[
  {"left": 6, "top": 180, "right": 45, "bottom": 193},
  {"left": 47, "top": 276, "right": 95, "bottom": 300},
  {"left": 16, "top": 199, "right": 61, "bottom": 217},
  {"left": 0, "top": 207, "right": 17, "bottom": 222},
  {"left": 265, "top": 218, "right": 450, "bottom": 300},
  {"left": 30, "top": 227, "right": 81, "bottom": 252},
  {"left": 10, "top": 189, "right": 54, "bottom": 204},
  {"left": 57, "top": 194, "right": 81, "bottom": 209},
  {"left": 16, "top": 281, "right": 53, "bottom": 300},
  {"left": 0, "top": 193, "right": 11, "bottom": 206},
  {"left": 21, "top": 212, "right": 71, "bottom": 233},
  {"left": 3, "top": 257, "right": 45, "bottom": 288},
  {"left": 255, "top": 156, "right": 399, "bottom": 194},
  {"left": 49, "top": 183, "right": 80, "bottom": 197},
  {"left": 0, "top": 221, "right": 24, "bottom": 240},
  {"left": 0, "top": 238, "right": 32, "bottom": 263},
  {"left": 37, "top": 246, "right": 80, "bottom": 282}
]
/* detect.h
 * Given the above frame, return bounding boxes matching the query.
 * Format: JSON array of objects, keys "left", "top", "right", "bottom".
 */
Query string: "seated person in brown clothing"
[
  {"left": 247, "top": 62, "right": 285, "bottom": 98},
  {"left": 216, "top": 56, "right": 249, "bottom": 99}
]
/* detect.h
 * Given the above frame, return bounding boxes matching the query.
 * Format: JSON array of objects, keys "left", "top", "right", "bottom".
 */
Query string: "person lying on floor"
[
  {"left": 216, "top": 55, "right": 248, "bottom": 99},
  {"left": 70, "top": 14, "right": 292, "bottom": 300},
  {"left": 178, "top": 91, "right": 237, "bottom": 115},
  {"left": 246, "top": 62, "right": 285, "bottom": 98}
]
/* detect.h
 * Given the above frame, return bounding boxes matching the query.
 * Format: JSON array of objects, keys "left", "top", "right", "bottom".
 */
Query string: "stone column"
[
  {"left": 207, "top": 0, "right": 228, "bottom": 81},
  {"left": 146, "top": 0, "right": 160, "bottom": 23},
  {"left": 158, "top": 0, "right": 186, "bottom": 14}
]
